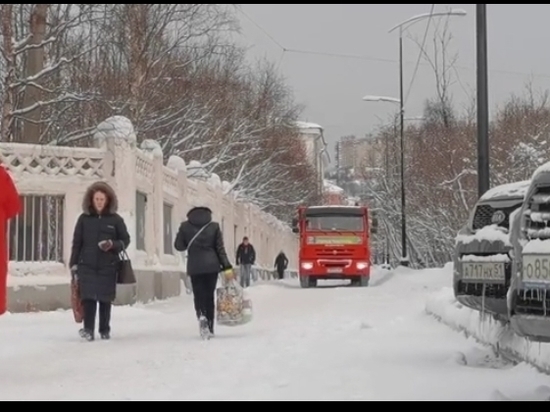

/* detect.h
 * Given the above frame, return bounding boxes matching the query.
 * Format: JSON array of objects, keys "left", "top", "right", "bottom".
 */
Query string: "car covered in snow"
[
  {"left": 453, "top": 180, "right": 530, "bottom": 320},
  {"left": 509, "top": 164, "right": 550, "bottom": 341}
]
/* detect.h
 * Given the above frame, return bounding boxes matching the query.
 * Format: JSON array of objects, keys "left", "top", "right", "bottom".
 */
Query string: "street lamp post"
[
  {"left": 387, "top": 8, "right": 466, "bottom": 266},
  {"left": 476, "top": 4, "right": 489, "bottom": 198},
  {"left": 363, "top": 96, "right": 425, "bottom": 266}
]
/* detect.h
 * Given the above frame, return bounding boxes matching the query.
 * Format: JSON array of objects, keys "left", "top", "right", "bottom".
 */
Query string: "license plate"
[
  {"left": 327, "top": 268, "right": 343, "bottom": 273},
  {"left": 522, "top": 255, "right": 550, "bottom": 283},
  {"left": 462, "top": 262, "right": 505, "bottom": 282}
]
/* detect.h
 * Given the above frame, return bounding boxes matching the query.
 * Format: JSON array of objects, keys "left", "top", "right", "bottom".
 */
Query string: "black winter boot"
[{"left": 79, "top": 328, "right": 94, "bottom": 341}]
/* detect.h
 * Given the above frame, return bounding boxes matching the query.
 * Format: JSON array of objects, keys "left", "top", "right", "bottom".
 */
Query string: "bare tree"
[
  {"left": 0, "top": 4, "right": 102, "bottom": 143},
  {"left": 0, "top": 4, "right": 319, "bottom": 221},
  {"left": 408, "top": 14, "right": 459, "bottom": 128}
]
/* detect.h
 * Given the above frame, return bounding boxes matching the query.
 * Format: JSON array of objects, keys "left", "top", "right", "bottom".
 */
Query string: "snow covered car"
[
  {"left": 509, "top": 164, "right": 550, "bottom": 341},
  {"left": 453, "top": 180, "right": 530, "bottom": 320}
]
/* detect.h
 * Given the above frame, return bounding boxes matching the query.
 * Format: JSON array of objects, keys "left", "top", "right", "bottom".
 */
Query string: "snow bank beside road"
[{"left": 425, "top": 287, "right": 550, "bottom": 373}]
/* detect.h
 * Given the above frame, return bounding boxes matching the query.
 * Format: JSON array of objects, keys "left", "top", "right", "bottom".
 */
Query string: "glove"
[
  {"left": 98, "top": 240, "right": 113, "bottom": 251},
  {"left": 70, "top": 265, "right": 78, "bottom": 280},
  {"left": 223, "top": 268, "right": 235, "bottom": 280}
]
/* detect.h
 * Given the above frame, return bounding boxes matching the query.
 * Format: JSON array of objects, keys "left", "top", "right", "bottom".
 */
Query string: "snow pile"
[
  {"left": 207, "top": 173, "right": 222, "bottom": 189},
  {"left": 140, "top": 139, "right": 163, "bottom": 157},
  {"left": 532, "top": 160, "right": 550, "bottom": 180},
  {"left": 323, "top": 179, "right": 344, "bottom": 194},
  {"left": 8, "top": 262, "right": 69, "bottom": 288},
  {"left": 426, "top": 287, "right": 550, "bottom": 373},
  {"left": 94, "top": 116, "right": 136, "bottom": 145},
  {"left": 295, "top": 120, "right": 323, "bottom": 131},
  {"left": 523, "top": 239, "right": 550, "bottom": 254},
  {"left": 460, "top": 253, "right": 510, "bottom": 263},
  {"left": 166, "top": 155, "right": 186, "bottom": 172},
  {"left": 479, "top": 180, "right": 530, "bottom": 202},
  {"left": 456, "top": 225, "right": 511, "bottom": 246},
  {"left": 186, "top": 160, "right": 209, "bottom": 179}
]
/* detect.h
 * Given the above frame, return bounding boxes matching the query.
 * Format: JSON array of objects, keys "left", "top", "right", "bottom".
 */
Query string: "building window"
[
  {"left": 136, "top": 191, "right": 147, "bottom": 251},
  {"left": 8, "top": 195, "right": 64, "bottom": 262},
  {"left": 163, "top": 203, "right": 173, "bottom": 255}
]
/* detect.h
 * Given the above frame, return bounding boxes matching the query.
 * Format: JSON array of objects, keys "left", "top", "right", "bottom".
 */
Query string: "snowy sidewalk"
[{"left": 1, "top": 268, "right": 549, "bottom": 400}]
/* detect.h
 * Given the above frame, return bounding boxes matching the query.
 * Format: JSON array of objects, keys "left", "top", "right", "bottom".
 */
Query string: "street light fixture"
[
  {"left": 362, "top": 95, "right": 401, "bottom": 104},
  {"left": 388, "top": 8, "right": 467, "bottom": 267}
]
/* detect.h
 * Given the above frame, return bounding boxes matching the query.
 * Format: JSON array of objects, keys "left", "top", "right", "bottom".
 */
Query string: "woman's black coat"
[
  {"left": 174, "top": 206, "right": 232, "bottom": 276},
  {"left": 69, "top": 181, "right": 130, "bottom": 302}
]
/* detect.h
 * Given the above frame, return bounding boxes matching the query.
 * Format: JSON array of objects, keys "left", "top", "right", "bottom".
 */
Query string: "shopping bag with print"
[{"left": 216, "top": 278, "right": 251, "bottom": 326}]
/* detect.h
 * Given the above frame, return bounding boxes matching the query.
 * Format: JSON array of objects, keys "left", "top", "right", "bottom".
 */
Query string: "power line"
[
  {"left": 284, "top": 48, "right": 550, "bottom": 80},
  {"left": 237, "top": 6, "right": 550, "bottom": 81},
  {"left": 284, "top": 48, "right": 395, "bottom": 64},
  {"left": 236, "top": 5, "right": 285, "bottom": 51},
  {"left": 404, "top": 4, "right": 435, "bottom": 105}
]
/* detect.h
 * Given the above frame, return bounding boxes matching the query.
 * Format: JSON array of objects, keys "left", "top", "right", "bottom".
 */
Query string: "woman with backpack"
[{"left": 174, "top": 206, "right": 234, "bottom": 338}]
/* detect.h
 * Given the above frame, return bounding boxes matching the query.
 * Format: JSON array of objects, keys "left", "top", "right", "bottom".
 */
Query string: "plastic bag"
[{"left": 216, "top": 278, "right": 252, "bottom": 326}]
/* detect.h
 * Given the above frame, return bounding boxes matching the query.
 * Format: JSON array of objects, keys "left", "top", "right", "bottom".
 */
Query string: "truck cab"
[
  {"left": 509, "top": 165, "right": 550, "bottom": 342},
  {"left": 292, "top": 205, "right": 375, "bottom": 288},
  {"left": 453, "top": 180, "right": 529, "bottom": 320}
]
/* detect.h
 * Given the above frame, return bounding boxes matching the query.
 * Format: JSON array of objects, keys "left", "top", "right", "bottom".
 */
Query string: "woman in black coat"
[
  {"left": 69, "top": 181, "right": 130, "bottom": 341},
  {"left": 174, "top": 206, "right": 233, "bottom": 338}
]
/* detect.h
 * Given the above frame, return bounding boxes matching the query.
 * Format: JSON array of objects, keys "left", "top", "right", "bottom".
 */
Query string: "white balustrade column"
[{"left": 93, "top": 116, "right": 138, "bottom": 260}]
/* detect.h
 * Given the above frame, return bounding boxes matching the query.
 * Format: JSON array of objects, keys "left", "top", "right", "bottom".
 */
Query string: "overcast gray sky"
[{"left": 235, "top": 4, "right": 550, "bottom": 163}]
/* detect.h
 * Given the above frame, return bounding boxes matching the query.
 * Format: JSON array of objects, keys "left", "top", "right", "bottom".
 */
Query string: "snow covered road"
[{"left": 2, "top": 267, "right": 550, "bottom": 400}]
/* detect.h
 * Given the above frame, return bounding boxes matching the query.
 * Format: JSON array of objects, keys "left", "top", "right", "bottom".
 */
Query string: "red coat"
[{"left": 0, "top": 166, "right": 20, "bottom": 315}]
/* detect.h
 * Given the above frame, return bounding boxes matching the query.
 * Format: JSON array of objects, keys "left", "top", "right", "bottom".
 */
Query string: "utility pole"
[
  {"left": 476, "top": 4, "right": 490, "bottom": 197},
  {"left": 398, "top": 32, "right": 408, "bottom": 266}
]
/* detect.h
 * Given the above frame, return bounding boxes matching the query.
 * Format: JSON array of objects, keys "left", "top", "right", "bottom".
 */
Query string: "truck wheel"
[
  {"left": 351, "top": 277, "right": 369, "bottom": 287},
  {"left": 300, "top": 276, "right": 310, "bottom": 288},
  {"left": 309, "top": 278, "right": 317, "bottom": 287}
]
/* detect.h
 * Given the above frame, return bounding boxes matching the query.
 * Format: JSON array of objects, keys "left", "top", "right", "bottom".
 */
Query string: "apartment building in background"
[
  {"left": 295, "top": 121, "right": 330, "bottom": 198},
  {"left": 335, "top": 135, "right": 372, "bottom": 172}
]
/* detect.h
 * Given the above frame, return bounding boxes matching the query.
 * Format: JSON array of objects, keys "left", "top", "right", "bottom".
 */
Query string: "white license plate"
[
  {"left": 327, "top": 268, "right": 343, "bottom": 273},
  {"left": 462, "top": 262, "right": 505, "bottom": 282},
  {"left": 522, "top": 255, "right": 550, "bottom": 283}
]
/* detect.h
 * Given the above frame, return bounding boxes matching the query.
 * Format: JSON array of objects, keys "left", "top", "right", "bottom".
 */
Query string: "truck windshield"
[{"left": 306, "top": 215, "right": 364, "bottom": 231}]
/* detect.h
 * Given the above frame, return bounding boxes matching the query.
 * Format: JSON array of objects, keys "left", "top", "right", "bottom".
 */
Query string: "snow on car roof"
[{"left": 479, "top": 180, "right": 530, "bottom": 202}]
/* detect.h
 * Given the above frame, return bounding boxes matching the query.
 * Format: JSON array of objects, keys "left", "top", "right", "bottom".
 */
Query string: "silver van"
[
  {"left": 509, "top": 166, "right": 550, "bottom": 341},
  {"left": 453, "top": 180, "right": 530, "bottom": 320}
]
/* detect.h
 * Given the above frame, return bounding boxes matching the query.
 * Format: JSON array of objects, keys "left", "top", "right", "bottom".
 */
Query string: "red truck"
[{"left": 291, "top": 205, "right": 376, "bottom": 288}]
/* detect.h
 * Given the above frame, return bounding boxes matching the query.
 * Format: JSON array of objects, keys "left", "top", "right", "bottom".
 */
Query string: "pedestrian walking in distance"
[
  {"left": 69, "top": 181, "right": 130, "bottom": 341},
  {"left": 274, "top": 250, "right": 289, "bottom": 280},
  {"left": 174, "top": 206, "right": 234, "bottom": 338},
  {"left": 236, "top": 236, "right": 256, "bottom": 288}
]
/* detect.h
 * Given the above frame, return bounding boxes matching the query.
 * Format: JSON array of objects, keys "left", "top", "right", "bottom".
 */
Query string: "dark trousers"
[
  {"left": 190, "top": 273, "right": 218, "bottom": 331},
  {"left": 276, "top": 268, "right": 285, "bottom": 279},
  {"left": 82, "top": 299, "right": 112, "bottom": 334}
]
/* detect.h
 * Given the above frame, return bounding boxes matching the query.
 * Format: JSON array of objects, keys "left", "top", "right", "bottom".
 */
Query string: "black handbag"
[{"left": 117, "top": 247, "right": 136, "bottom": 284}]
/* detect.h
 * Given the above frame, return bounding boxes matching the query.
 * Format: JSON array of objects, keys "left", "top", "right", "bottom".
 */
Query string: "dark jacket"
[
  {"left": 174, "top": 206, "right": 232, "bottom": 276},
  {"left": 274, "top": 252, "right": 288, "bottom": 271},
  {"left": 236, "top": 243, "right": 256, "bottom": 265},
  {"left": 69, "top": 181, "right": 130, "bottom": 302}
]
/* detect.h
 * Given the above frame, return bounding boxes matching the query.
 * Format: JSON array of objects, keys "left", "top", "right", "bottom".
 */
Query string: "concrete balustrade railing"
[{"left": 1, "top": 116, "right": 298, "bottom": 313}]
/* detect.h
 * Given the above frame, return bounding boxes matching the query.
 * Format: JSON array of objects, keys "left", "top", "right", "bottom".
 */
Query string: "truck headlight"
[
  {"left": 301, "top": 262, "right": 313, "bottom": 270},
  {"left": 356, "top": 262, "right": 369, "bottom": 270}
]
